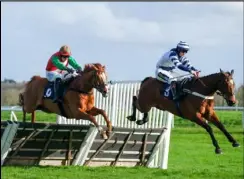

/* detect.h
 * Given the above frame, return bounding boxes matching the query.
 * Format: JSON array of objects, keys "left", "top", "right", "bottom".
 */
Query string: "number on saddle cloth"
[
  {"left": 43, "top": 82, "right": 67, "bottom": 100},
  {"left": 43, "top": 82, "right": 55, "bottom": 99},
  {"left": 160, "top": 82, "right": 173, "bottom": 100}
]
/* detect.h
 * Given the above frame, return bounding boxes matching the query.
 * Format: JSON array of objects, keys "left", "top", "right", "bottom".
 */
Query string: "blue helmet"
[{"left": 176, "top": 41, "right": 190, "bottom": 52}]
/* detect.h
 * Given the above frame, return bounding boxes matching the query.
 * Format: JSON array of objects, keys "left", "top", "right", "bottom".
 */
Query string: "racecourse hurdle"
[
  {"left": 1, "top": 121, "right": 168, "bottom": 168},
  {"left": 57, "top": 81, "right": 173, "bottom": 169},
  {"left": 1, "top": 121, "right": 91, "bottom": 166}
]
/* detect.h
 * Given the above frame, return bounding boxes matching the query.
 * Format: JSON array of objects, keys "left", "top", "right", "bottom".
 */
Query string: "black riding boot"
[
  {"left": 53, "top": 78, "right": 62, "bottom": 103},
  {"left": 171, "top": 81, "right": 178, "bottom": 100}
]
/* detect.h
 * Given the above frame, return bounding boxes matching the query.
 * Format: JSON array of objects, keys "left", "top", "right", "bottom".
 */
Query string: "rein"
[
  {"left": 182, "top": 89, "right": 214, "bottom": 100},
  {"left": 66, "top": 72, "right": 94, "bottom": 95},
  {"left": 69, "top": 88, "right": 93, "bottom": 95},
  {"left": 180, "top": 74, "right": 214, "bottom": 100}
]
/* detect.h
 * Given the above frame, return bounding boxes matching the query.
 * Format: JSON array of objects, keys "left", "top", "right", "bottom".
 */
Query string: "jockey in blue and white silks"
[{"left": 155, "top": 41, "right": 200, "bottom": 100}]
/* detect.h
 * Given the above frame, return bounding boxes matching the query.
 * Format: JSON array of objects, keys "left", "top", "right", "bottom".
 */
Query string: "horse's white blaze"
[
  {"left": 100, "top": 72, "right": 107, "bottom": 83},
  {"left": 229, "top": 79, "right": 234, "bottom": 85}
]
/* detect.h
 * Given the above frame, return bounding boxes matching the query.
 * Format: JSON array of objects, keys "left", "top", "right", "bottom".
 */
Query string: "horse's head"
[
  {"left": 83, "top": 63, "right": 109, "bottom": 97},
  {"left": 217, "top": 69, "right": 236, "bottom": 106}
]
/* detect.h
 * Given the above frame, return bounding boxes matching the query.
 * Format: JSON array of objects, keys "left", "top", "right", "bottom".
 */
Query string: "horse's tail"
[
  {"left": 19, "top": 75, "right": 42, "bottom": 106},
  {"left": 18, "top": 92, "right": 24, "bottom": 106}
]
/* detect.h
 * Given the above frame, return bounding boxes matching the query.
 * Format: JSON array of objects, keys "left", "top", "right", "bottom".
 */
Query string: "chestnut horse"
[
  {"left": 127, "top": 69, "right": 240, "bottom": 154},
  {"left": 19, "top": 63, "right": 112, "bottom": 139}
]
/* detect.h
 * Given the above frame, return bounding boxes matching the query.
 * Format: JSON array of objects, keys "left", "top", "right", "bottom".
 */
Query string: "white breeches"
[
  {"left": 155, "top": 68, "right": 179, "bottom": 84},
  {"left": 46, "top": 70, "right": 74, "bottom": 82}
]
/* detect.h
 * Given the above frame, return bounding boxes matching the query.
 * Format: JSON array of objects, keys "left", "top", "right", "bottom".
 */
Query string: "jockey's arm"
[
  {"left": 181, "top": 57, "right": 199, "bottom": 72},
  {"left": 170, "top": 56, "right": 191, "bottom": 73},
  {"left": 68, "top": 57, "right": 82, "bottom": 70},
  {"left": 51, "top": 56, "right": 68, "bottom": 70}
]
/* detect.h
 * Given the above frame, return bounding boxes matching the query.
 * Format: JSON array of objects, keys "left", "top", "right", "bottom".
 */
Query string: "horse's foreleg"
[
  {"left": 127, "top": 96, "right": 138, "bottom": 122},
  {"left": 193, "top": 113, "right": 222, "bottom": 154},
  {"left": 75, "top": 109, "right": 108, "bottom": 139},
  {"left": 87, "top": 107, "right": 112, "bottom": 135},
  {"left": 207, "top": 111, "right": 239, "bottom": 147}
]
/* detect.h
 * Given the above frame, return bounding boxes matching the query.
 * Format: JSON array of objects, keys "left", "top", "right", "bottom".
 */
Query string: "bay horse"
[
  {"left": 19, "top": 63, "right": 112, "bottom": 139},
  {"left": 127, "top": 69, "right": 240, "bottom": 154}
]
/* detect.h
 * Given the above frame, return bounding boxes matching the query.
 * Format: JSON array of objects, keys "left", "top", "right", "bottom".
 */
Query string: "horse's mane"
[
  {"left": 200, "top": 71, "right": 232, "bottom": 80},
  {"left": 83, "top": 63, "right": 105, "bottom": 73},
  {"left": 200, "top": 72, "right": 220, "bottom": 79}
]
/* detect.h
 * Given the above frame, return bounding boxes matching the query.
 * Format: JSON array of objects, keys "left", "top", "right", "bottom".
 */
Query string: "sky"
[{"left": 1, "top": 2, "right": 243, "bottom": 86}]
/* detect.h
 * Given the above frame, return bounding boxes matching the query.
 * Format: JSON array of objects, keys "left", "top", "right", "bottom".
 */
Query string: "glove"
[
  {"left": 76, "top": 67, "right": 83, "bottom": 73},
  {"left": 190, "top": 70, "right": 200, "bottom": 78},
  {"left": 66, "top": 68, "right": 75, "bottom": 74}
]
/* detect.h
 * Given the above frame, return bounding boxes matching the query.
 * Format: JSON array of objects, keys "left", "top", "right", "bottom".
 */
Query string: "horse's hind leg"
[
  {"left": 207, "top": 111, "right": 239, "bottom": 147},
  {"left": 23, "top": 108, "right": 26, "bottom": 123},
  {"left": 193, "top": 113, "right": 222, "bottom": 154},
  {"left": 136, "top": 112, "right": 149, "bottom": 125},
  {"left": 19, "top": 93, "right": 27, "bottom": 122},
  {"left": 127, "top": 96, "right": 149, "bottom": 125},
  {"left": 127, "top": 96, "right": 137, "bottom": 122}
]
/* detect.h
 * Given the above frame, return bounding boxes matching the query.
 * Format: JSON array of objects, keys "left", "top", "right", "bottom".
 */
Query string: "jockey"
[
  {"left": 155, "top": 41, "right": 200, "bottom": 100},
  {"left": 45, "top": 45, "right": 82, "bottom": 103}
]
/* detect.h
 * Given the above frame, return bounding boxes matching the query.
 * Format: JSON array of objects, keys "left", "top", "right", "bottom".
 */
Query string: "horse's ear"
[
  {"left": 230, "top": 69, "right": 234, "bottom": 76},
  {"left": 91, "top": 64, "right": 98, "bottom": 71},
  {"left": 103, "top": 65, "right": 105, "bottom": 69},
  {"left": 220, "top": 68, "right": 224, "bottom": 74}
]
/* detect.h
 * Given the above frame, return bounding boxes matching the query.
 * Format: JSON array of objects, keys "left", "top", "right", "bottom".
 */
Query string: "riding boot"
[
  {"left": 162, "top": 83, "right": 170, "bottom": 96},
  {"left": 171, "top": 81, "right": 178, "bottom": 100},
  {"left": 53, "top": 78, "right": 62, "bottom": 103}
]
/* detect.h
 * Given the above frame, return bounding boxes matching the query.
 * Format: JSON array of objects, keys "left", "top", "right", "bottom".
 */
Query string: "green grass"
[
  {"left": 1, "top": 110, "right": 243, "bottom": 126},
  {"left": 1, "top": 110, "right": 57, "bottom": 123},
  {"left": 174, "top": 110, "right": 243, "bottom": 126},
  {"left": 1, "top": 127, "right": 243, "bottom": 179}
]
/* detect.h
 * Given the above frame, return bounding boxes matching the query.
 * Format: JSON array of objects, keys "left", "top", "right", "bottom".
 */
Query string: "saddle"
[{"left": 160, "top": 77, "right": 193, "bottom": 101}]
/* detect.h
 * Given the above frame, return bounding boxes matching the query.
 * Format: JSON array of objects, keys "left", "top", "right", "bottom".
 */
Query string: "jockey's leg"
[
  {"left": 170, "top": 80, "right": 178, "bottom": 100},
  {"left": 170, "top": 71, "right": 182, "bottom": 100},
  {"left": 46, "top": 70, "right": 63, "bottom": 103},
  {"left": 155, "top": 68, "right": 172, "bottom": 95},
  {"left": 53, "top": 77, "right": 63, "bottom": 103}
]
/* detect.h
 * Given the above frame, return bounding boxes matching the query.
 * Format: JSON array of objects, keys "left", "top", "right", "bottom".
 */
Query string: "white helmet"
[{"left": 176, "top": 41, "right": 190, "bottom": 52}]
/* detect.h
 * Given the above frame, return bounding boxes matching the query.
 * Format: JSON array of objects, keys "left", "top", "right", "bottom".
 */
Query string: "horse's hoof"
[
  {"left": 101, "top": 131, "right": 108, "bottom": 140},
  {"left": 136, "top": 120, "right": 146, "bottom": 125},
  {"left": 106, "top": 130, "right": 112, "bottom": 137},
  {"left": 127, "top": 115, "right": 136, "bottom": 121},
  {"left": 215, "top": 148, "right": 223, "bottom": 154},
  {"left": 232, "top": 142, "right": 240, "bottom": 147}
]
